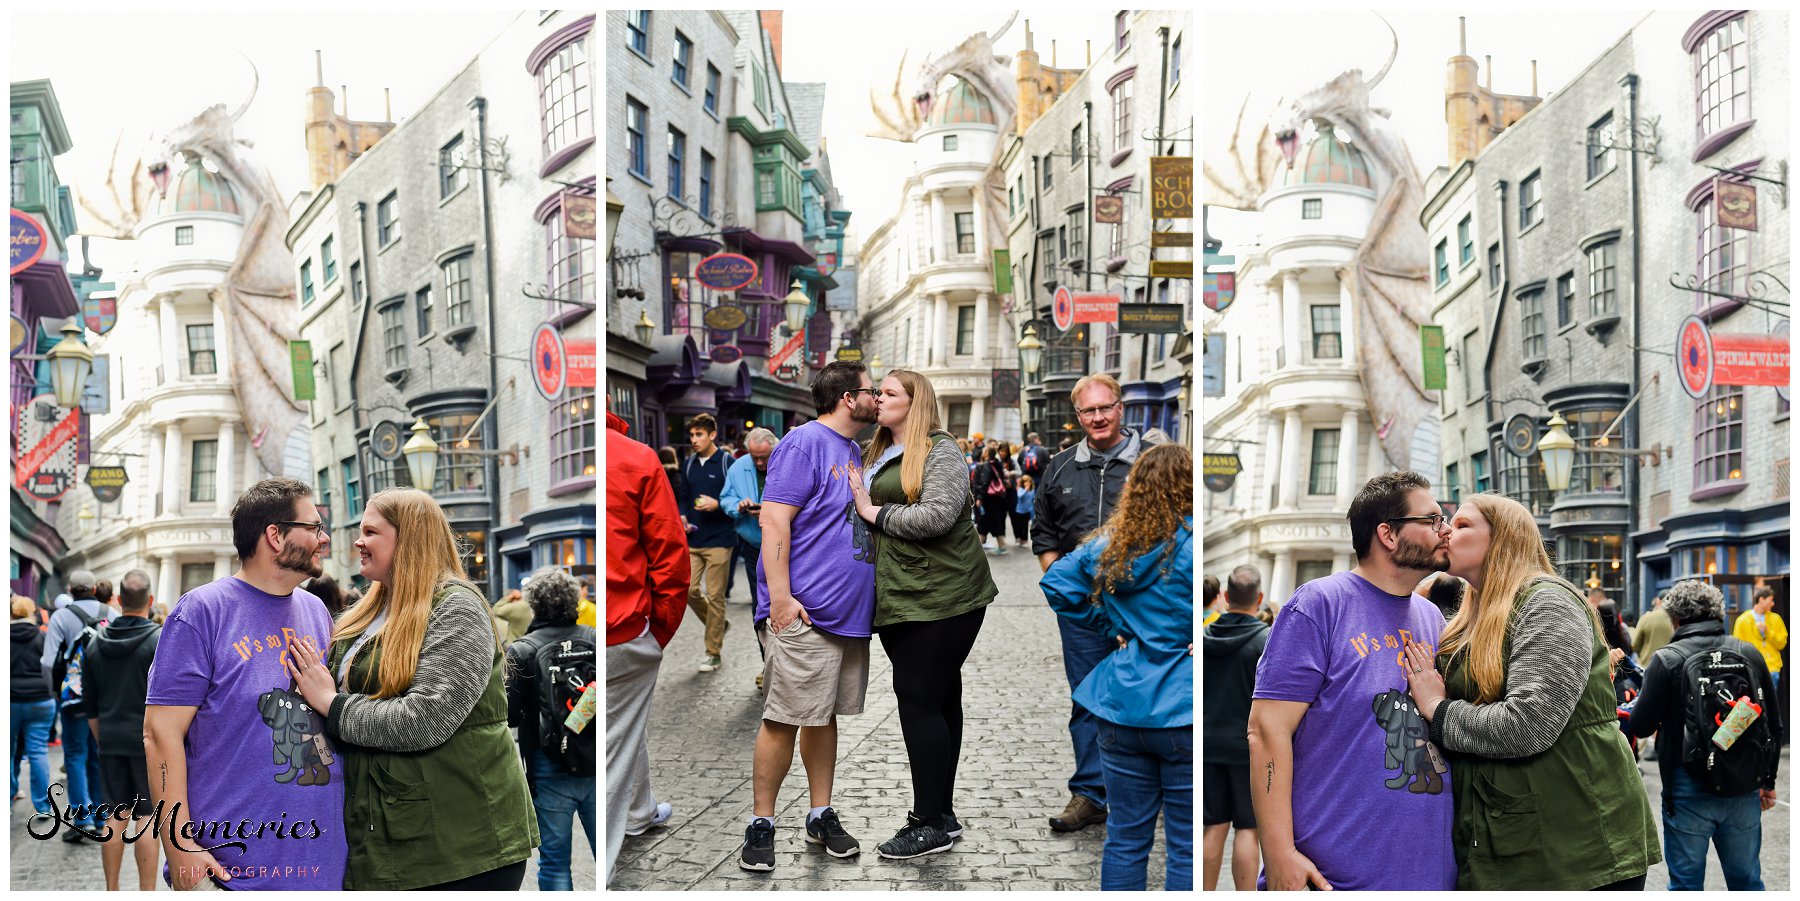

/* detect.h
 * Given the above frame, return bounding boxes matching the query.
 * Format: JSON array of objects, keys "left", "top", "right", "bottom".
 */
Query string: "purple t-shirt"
[
  {"left": 1253, "top": 571, "right": 1456, "bottom": 891},
  {"left": 145, "top": 577, "right": 348, "bottom": 890},
  {"left": 755, "top": 420, "right": 876, "bottom": 638}
]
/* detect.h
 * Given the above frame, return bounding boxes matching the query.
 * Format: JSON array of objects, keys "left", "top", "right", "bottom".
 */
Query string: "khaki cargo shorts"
[{"left": 757, "top": 618, "right": 870, "bottom": 727}]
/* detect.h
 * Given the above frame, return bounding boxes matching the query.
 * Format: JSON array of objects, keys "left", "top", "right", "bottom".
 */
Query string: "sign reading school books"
[
  {"left": 1203, "top": 452, "right": 1243, "bottom": 493},
  {"left": 1676, "top": 314, "right": 1789, "bottom": 398},
  {"left": 15, "top": 394, "right": 80, "bottom": 502},
  {"left": 86, "top": 465, "right": 129, "bottom": 504},
  {"left": 693, "top": 253, "right": 758, "bottom": 291},
  {"left": 10, "top": 209, "right": 48, "bottom": 275},
  {"left": 531, "top": 323, "right": 567, "bottom": 401},
  {"left": 1150, "top": 157, "right": 1194, "bottom": 219}
]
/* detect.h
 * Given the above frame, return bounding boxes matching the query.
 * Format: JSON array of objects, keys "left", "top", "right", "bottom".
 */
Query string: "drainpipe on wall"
[
  {"left": 347, "top": 201, "right": 372, "bottom": 436},
  {"left": 1482, "top": 180, "right": 1509, "bottom": 450},
  {"left": 1142, "top": 24, "right": 1171, "bottom": 385},
  {"left": 1621, "top": 72, "right": 1642, "bottom": 616},
  {"left": 472, "top": 95, "right": 502, "bottom": 601}
]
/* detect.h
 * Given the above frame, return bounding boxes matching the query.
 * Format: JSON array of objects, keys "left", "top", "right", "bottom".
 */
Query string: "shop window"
[
  {"left": 1557, "top": 533, "right": 1624, "bottom": 605},
  {"left": 1565, "top": 409, "right": 1624, "bottom": 494},
  {"left": 1308, "top": 429, "right": 1340, "bottom": 495},
  {"left": 536, "top": 34, "right": 591, "bottom": 160},
  {"left": 1693, "top": 384, "right": 1745, "bottom": 495},
  {"left": 551, "top": 387, "right": 597, "bottom": 488}
]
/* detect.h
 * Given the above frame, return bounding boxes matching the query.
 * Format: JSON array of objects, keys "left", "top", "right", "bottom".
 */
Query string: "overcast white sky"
[
  {"left": 773, "top": 8, "right": 1131, "bottom": 249},
  {"left": 1203, "top": 8, "right": 1650, "bottom": 245},
  {"left": 10, "top": 9, "right": 522, "bottom": 276}
]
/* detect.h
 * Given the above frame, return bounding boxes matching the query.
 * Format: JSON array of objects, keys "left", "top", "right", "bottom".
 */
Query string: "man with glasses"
[
  {"left": 143, "top": 478, "right": 347, "bottom": 890},
  {"left": 1245, "top": 471, "right": 1456, "bottom": 891},
  {"left": 1032, "top": 373, "right": 1164, "bottom": 833}
]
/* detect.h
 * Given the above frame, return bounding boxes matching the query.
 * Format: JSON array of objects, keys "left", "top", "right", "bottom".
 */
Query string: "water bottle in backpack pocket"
[
  {"left": 55, "top": 606, "right": 109, "bottom": 709},
  {"left": 1673, "top": 642, "right": 1776, "bottom": 796},
  {"left": 522, "top": 632, "right": 597, "bottom": 776}
]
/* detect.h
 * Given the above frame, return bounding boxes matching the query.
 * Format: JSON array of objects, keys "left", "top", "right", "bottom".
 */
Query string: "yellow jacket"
[
  {"left": 1732, "top": 610, "right": 1786, "bottom": 673},
  {"left": 576, "top": 597, "right": 597, "bottom": 627},
  {"left": 1202, "top": 608, "right": 1221, "bottom": 628}
]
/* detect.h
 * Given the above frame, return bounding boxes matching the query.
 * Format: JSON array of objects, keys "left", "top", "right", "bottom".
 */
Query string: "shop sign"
[
  {"left": 1072, "top": 293, "right": 1119, "bottom": 324},
  {"left": 566, "top": 339, "right": 596, "bottom": 388},
  {"left": 1204, "top": 272, "right": 1236, "bottom": 312},
  {"left": 1677, "top": 314, "right": 1789, "bottom": 398},
  {"left": 1203, "top": 452, "right": 1242, "bottom": 493},
  {"left": 1420, "top": 325, "right": 1447, "bottom": 391},
  {"left": 10, "top": 209, "right": 47, "bottom": 275},
  {"left": 1776, "top": 321, "right": 1791, "bottom": 402},
  {"left": 15, "top": 394, "right": 79, "bottom": 502},
  {"left": 1093, "top": 195, "right": 1123, "bottom": 224},
  {"left": 86, "top": 465, "right": 129, "bottom": 504},
  {"left": 806, "top": 311, "right": 833, "bottom": 365},
  {"left": 1715, "top": 179, "right": 1757, "bottom": 232},
  {"left": 563, "top": 191, "right": 597, "bottom": 240},
  {"left": 83, "top": 296, "right": 117, "bottom": 335},
  {"left": 1149, "top": 259, "right": 1193, "bottom": 279},
  {"left": 10, "top": 314, "right": 28, "bottom": 355},
  {"left": 1503, "top": 413, "right": 1538, "bottom": 458},
  {"left": 290, "top": 340, "right": 315, "bottom": 402},
  {"left": 694, "top": 253, "right": 759, "bottom": 291},
  {"left": 1151, "top": 231, "right": 1193, "bottom": 248},
  {"left": 768, "top": 329, "right": 806, "bottom": 373},
  {"left": 371, "top": 420, "right": 404, "bottom": 461},
  {"left": 992, "top": 249, "right": 1012, "bottom": 294},
  {"left": 81, "top": 355, "right": 109, "bottom": 415},
  {"left": 702, "top": 303, "right": 748, "bottom": 331},
  {"left": 712, "top": 344, "right": 743, "bottom": 364},
  {"left": 1150, "top": 157, "right": 1194, "bottom": 219},
  {"left": 1052, "top": 285, "right": 1075, "bottom": 331},
  {"left": 531, "top": 322, "right": 567, "bottom": 401},
  {"left": 1118, "top": 303, "right": 1184, "bottom": 334},
  {"left": 991, "top": 369, "right": 1021, "bottom": 407}
]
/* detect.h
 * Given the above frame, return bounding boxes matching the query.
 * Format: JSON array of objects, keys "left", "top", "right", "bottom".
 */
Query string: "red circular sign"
[
  {"left": 1676, "top": 315, "right": 1713, "bottom": 399},
  {"left": 1052, "top": 285, "right": 1074, "bottom": 332},
  {"left": 693, "top": 253, "right": 759, "bottom": 292},
  {"left": 532, "top": 323, "right": 566, "bottom": 401}
]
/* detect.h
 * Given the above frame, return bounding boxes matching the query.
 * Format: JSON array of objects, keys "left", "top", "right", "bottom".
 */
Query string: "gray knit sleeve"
[
  {"left": 332, "top": 589, "right": 497, "bottom": 752},
  {"left": 1432, "top": 586, "right": 1595, "bottom": 758},
  {"left": 874, "top": 441, "right": 971, "bottom": 541}
]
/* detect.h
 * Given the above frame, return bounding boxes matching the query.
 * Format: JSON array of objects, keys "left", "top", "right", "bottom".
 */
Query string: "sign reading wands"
[{"left": 1203, "top": 453, "right": 1243, "bottom": 493}]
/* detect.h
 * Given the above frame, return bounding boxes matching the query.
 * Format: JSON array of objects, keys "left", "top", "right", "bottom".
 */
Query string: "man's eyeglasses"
[
  {"left": 276, "top": 521, "right": 329, "bottom": 537},
  {"left": 1387, "top": 514, "right": 1448, "bottom": 530},
  {"left": 1076, "top": 400, "right": 1122, "bottom": 420},
  {"left": 843, "top": 388, "right": 878, "bottom": 398}
]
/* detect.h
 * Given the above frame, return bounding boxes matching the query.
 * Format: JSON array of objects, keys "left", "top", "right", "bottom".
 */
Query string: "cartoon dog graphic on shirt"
[
  {"left": 1372, "top": 688, "right": 1447, "bottom": 794},
  {"left": 258, "top": 681, "right": 335, "bottom": 786}
]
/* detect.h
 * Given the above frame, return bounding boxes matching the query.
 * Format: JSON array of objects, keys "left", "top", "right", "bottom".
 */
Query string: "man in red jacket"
[{"left": 605, "top": 407, "right": 689, "bottom": 886}]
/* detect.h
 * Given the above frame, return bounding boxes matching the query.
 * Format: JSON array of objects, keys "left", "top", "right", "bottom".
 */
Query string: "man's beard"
[
  {"left": 276, "top": 541, "right": 325, "bottom": 579},
  {"left": 1392, "top": 535, "right": 1449, "bottom": 573},
  {"left": 850, "top": 398, "right": 879, "bottom": 424}
]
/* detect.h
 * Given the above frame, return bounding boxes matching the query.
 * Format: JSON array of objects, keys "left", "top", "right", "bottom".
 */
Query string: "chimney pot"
[
  {"left": 1459, "top": 17, "right": 1467, "bottom": 56},
  {"left": 342, "top": 85, "right": 348, "bottom": 118},
  {"left": 315, "top": 50, "right": 323, "bottom": 87},
  {"left": 1485, "top": 55, "right": 1492, "bottom": 91},
  {"left": 1052, "top": 40, "right": 1056, "bottom": 67},
  {"left": 385, "top": 88, "right": 392, "bottom": 122},
  {"left": 1531, "top": 59, "right": 1539, "bottom": 96}
]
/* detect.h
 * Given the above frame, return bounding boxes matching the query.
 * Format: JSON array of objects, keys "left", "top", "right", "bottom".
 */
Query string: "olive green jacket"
[
  {"left": 868, "top": 431, "right": 997, "bottom": 629},
  {"left": 1434, "top": 578, "right": 1660, "bottom": 890},
  {"left": 325, "top": 587, "right": 539, "bottom": 889}
]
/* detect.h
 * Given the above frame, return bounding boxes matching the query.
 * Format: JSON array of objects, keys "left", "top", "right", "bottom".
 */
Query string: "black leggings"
[
  {"left": 878, "top": 607, "right": 986, "bottom": 821},
  {"left": 1591, "top": 872, "right": 1647, "bottom": 891},
  {"left": 412, "top": 859, "right": 527, "bottom": 891}
]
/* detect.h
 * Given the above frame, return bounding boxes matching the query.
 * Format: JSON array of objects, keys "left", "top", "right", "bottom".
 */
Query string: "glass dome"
[
  {"left": 927, "top": 76, "right": 998, "bottom": 127},
  {"left": 1284, "top": 123, "right": 1372, "bottom": 189},
  {"left": 157, "top": 157, "right": 241, "bottom": 216}
]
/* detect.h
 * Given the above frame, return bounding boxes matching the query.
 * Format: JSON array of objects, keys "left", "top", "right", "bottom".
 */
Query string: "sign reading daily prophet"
[{"left": 1118, "top": 303, "right": 1184, "bottom": 334}]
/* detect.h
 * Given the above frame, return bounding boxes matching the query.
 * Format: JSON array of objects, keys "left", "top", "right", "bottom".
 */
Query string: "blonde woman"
[
  {"left": 284, "top": 488, "right": 539, "bottom": 890},
  {"left": 1401, "top": 493, "right": 1658, "bottom": 890},
  {"left": 848, "top": 369, "right": 997, "bottom": 860}
]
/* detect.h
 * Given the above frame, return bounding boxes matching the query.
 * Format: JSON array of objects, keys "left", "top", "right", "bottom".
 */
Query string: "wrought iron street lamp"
[
  {"left": 783, "top": 280, "right": 811, "bottom": 333},
  {"left": 403, "top": 418, "right": 440, "bottom": 493},
  {"left": 47, "top": 321, "right": 94, "bottom": 408},
  {"left": 1016, "top": 326, "right": 1044, "bottom": 376},
  {"left": 1538, "top": 412, "right": 1576, "bottom": 493}
]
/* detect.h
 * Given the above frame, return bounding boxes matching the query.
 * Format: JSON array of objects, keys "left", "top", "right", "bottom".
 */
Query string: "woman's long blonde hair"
[
  {"left": 332, "top": 488, "right": 504, "bottom": 699},
  {"left": 1437, "top": 493, "right": 1599, "bottom": 704},
  {"left": 861, "top": 369, "right": 943, "bottom": 503},
  {"left": 1087, "top": 443, "right": 1192, "bottom": 604}
]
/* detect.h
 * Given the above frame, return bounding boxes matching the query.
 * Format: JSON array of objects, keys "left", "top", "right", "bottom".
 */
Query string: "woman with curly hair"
[
  {"left": 1042, "top": 442, "right": 1194, "bottom": 891},
  {"left": 282, "top": 488, "right": 539, "bottom": 889},
  {"left": 848, "top": 369, "right": 997, "bottom": 861}
]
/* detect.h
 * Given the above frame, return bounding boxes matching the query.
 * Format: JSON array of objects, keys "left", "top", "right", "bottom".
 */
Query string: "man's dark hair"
[
  {"left": 1227, "top": 564, "right": 1263, "bottom": 610},
  {"left": 93, "top": 579, "right": 114, "bottom": 605},
  {"left": 810, "top": 361, "right": 868, "bottom": 416},
  {"left": 524, "top": 567, "right": 582, "bottom": 626},
  {"left": 687, "top": 412, "right": 717, "bottom": 435},
  {"left": 118, "top": 570, "right": 152, "bottom": 612},
  {"left": 1348, "top": 471, "right": 1432, "bottom": 560},
  {"left": 1754, "top": 584, "right": 1775, "bottom": 601},
  {"left": 1426, "top": 574, "right": 1465, "bottom": 618},
  {"left": 1202, "top": 575, "right": 1220, "bottom": 604},
  {"left": 231, "top": 478, "right": 315, "bottom": 563}
]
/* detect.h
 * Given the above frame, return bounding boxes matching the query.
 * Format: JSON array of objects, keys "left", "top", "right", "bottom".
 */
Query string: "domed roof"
[
  {"left": 157, "top": 158, "right": 240, "bottom": 216},
  {"left": 1284, "top": 123, "right": 1372, "bottom": 189},
  {"left": 927, "top": 77, "right": 997, "bottom": 127}
]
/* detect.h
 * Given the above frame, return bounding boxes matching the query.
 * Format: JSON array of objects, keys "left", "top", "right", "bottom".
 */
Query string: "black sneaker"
[
  {"left": 877, "top": 814, "right": 954, "bottom": 860},
  {"left": 738, "top": 819, "right": 776, "bottom": 872},
  {"left": 804, "top": 807, "right": 860, "bottom": 858},
  {"left": 939, "top": 812, "right": 963, "bottom": 839}
]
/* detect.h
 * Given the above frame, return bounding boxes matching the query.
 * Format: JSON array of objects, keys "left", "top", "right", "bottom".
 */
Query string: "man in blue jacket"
[
  {"left": 721, "top": 428, "right": 777, "bottom": 602},
  {"left": 680, "top": 414, "right": 736, "bottom": 673}
]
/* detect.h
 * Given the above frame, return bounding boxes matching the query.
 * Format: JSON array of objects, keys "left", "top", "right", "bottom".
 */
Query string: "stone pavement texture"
[
  {"left": 610, "top": 545, "right": 1177, "bottom": 890},
  {"left": 1209, "top": 745, "right": 1790, "bottom": 891},
  {"left": 8, "top": 733, "right": 595, "bottom": 891}
]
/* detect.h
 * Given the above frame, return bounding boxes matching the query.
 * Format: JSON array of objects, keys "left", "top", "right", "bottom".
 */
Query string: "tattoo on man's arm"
[
  {"left": 1265, "top": 760, "right": 1274, "bottom": 794},
  {"left": 775, "top": 541, "right": 784, "bottom": 563},
  {"left": 160, "top": 762, "right": 167, "bottom": 794}
]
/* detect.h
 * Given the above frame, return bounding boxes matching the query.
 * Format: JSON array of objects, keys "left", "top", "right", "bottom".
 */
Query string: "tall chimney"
[
  {"left": 384, "top": 88, "right": 391, "bottom": 122},
  {"left": 1459, "top": 17, "right": 1466, "bottom": 56},
  {"left": 342, "top": 85, "right": 348, "bottom": 118},
  {"left": 1052, "top": 40, "right": 1057, "bottom": 67},
  {"left": 1531, "top": 60, "right": 1538, "bottom": 95},
  {"left": 1485, "top": 55, "right": 1492, "bottom": 91},
  {"left": 315, "top": 50, "right": 323, "bottom": 87},
  {"left": 1086, "top": 40, "right": 1091, "bottom": 67},
  {"left": 1025, "top": 19, "right": 1033, "bottom": 51}
]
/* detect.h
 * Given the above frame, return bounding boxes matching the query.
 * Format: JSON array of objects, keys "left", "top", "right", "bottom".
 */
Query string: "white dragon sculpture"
[
  {"left": 77, "top": 60, "right": 308, "bottom": 478},
  {"left": 1204, "top": 16, "right": 1439, "bottom": 475},
  {"left": 868, "top": 12, "right": 1018, "bottom": 309}
]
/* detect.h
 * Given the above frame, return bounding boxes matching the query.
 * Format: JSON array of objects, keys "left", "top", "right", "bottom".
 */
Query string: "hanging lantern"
[
  {"left": 1016, "top": 326, "right": 1044, "bottom": 376},
  {"left": 635, "top": 309, "right": 656, "bottom": 345},
  {"left": 402, "top": 418, "right": 440, "bottom": 493},
  {"left": 1538, "top": 412, "right": 1576, "bottom": 493},
  {"left": 46, "top": 321, "right": 94, "bottom": 408},
  {"left": 783, "top": 280, "right": 811, "bottom": 333}
]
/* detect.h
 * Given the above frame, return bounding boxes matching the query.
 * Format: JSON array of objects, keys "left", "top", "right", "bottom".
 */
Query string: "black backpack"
[
  {"left": 54, "top": 605, "right": 109, "bottom": 710},
  {"left": 516, "top": 630, "right": 596, "bottom": 776},
  {"left": 1663, "top": 637, "right": 1776, "bottom": 797}
]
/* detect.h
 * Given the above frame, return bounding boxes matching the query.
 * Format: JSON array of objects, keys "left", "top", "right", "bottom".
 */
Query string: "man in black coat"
[
  {"left": 1202, "top": 564, "right": 1269, "bottom": 890},
  {"left": 83, "top": 570, "right": 161, "bottom": 890}
]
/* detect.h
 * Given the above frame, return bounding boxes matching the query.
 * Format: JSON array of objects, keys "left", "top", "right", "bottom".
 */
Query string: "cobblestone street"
[
  {"left": 8, "top": 738, "right": 594, "bottom": 891},
  {"left": 609, "top": 546, "right": 1173, "bottom": 890}
]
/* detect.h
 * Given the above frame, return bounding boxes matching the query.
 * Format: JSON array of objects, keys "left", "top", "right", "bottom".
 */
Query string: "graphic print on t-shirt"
[
  {"left": 1371, "top": 688, "right": 1446, "bottom": 794},
  {"left": 843, "top": 499, "right": 873, "bottom": 563},
  {"left": 258, "top": 680, "right": 335, "bottom": 786}
]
